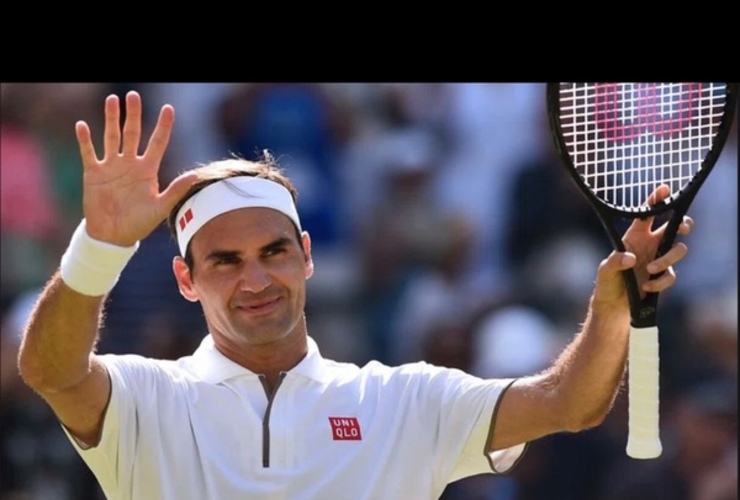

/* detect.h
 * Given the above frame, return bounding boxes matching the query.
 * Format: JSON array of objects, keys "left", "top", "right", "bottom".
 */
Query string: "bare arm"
[
  {"left": 17, "top": 91, "right": 197, "bottom": 446},
  {"left": 490, "top": 293, "right": 631, "bottom": 450},
  {"left": 18, "top": 274, "right": 110, "bottom": 444},
  {"left": 489, "top": 185, "right": 692, "bottom": 451}
]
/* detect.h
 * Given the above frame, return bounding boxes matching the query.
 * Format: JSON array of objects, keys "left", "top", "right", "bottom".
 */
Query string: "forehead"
[{"left": 190, "top": 207, "right": 298, "bottom": 251}]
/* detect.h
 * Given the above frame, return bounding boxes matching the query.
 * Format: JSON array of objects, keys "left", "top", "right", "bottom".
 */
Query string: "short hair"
[{"left": 167, "top": 151, "right": 301, "bottom": 271}]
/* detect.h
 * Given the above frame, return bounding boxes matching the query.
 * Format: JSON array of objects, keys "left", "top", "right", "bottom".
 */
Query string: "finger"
[
  {"left": 655, "top": 215, "right": 694, "bottom": 235},
  {"left": 592, "top": 251, "right": 636, "bottom": 303},
  {"left": 630, "top": 184, "right": 671, "bottom": 231},
  {"left": 121, "top": 91, "right": 142, "bottom": 157},
  {"left": 103, "top": 94, "right": 121, "bottom": 160},
  {"left": 143, "top": 104, "right": 175, "bottom": 162},
  {"left": 75, "top": 120, "right": 99, "bottom": 166},
  {"left": 677, "top": 215, "right": 694, "bottom": 236},
  {"left": 646, "top": 242, "right": 688, "bottom": 275},
  {"left": 642, "top": 266, "right": 676, "bottom": 293},
  {"left": 651, "top": 214, "right": 694, "bottom": 241},
  {"left": 599, "top": 250, "right": 637, "bottom": 279},
  {"left": 646, "top": 184, "right": 671, "bottom": 206}
]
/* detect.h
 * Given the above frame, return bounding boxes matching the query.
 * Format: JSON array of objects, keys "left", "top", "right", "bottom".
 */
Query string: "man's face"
[{"left": 174, "top": 207, "right": 313, "bottom": 349}]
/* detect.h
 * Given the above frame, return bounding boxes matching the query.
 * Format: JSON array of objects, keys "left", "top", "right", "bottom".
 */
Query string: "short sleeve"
[
  {"left": 59, "top": 354, "right": 166, "bottom": 497},
  {"left": 411, "top": 364, "right": 529, "bottom": 482}
]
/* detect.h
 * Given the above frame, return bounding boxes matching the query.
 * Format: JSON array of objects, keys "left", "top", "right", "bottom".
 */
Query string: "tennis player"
[{"left": 17, "top": 91, "right": 693, "bottom": 499}]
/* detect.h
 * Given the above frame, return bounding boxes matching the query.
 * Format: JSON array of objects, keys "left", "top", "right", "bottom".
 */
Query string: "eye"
[
  {"left": 214, "top": 255, "right": 240, "bottom": 266},
  {"left": 263, "top": 247, "right": 286, "bottom": 258}
]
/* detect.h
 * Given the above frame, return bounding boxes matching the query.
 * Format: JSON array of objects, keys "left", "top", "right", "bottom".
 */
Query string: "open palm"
[{"left": 76, "top": 91, "right": 197, "bottom": 246}]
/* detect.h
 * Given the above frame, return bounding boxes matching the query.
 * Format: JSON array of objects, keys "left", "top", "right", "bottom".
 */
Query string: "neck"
[{"left": 213, "top": 328, "right": 309, "bottom": 391}]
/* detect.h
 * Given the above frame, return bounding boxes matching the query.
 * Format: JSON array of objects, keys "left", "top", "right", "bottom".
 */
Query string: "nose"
[{"left": 238, "top": 261, "right": 271, "bottom": 294}]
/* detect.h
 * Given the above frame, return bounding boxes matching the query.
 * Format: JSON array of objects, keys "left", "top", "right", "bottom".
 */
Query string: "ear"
[
  {"left": 301, "top": 231, "right": 314, "bottom": 280},
  {"left": 173, "top": 256, "right": 199, "bottom": 302}
]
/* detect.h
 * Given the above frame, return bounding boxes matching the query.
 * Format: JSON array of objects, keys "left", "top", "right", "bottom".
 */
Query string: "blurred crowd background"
[{"left": 1, "top": 82, "right": 736, "bottom": 500}]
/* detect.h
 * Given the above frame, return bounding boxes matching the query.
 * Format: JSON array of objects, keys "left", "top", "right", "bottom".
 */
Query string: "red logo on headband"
[{"left": 179, "top": 208, "right": 194, "bottom": 231}]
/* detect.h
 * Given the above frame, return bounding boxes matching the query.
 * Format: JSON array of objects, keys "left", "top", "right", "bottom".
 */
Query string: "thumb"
[
  {"left": 598, "top": 251, "right": 636, "bottom": 282},
  {"left": 157, "top": 171, "right": 200, "bottom": 217},
  {"left": 593, "top": 251, "right": 636, "bottom": 304}
]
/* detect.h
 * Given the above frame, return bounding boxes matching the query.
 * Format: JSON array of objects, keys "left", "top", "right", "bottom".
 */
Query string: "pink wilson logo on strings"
[
  {"left": 328, "top": 417, "right": 362, "bottom": 441},
  {"left": 594, "top": 83, "right": 701, "bottom": 142}
]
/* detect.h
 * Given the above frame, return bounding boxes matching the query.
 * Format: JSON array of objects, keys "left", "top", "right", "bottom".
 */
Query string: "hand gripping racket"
[{"left": 546, "top": 82, "right": 737, "bottom": 459}]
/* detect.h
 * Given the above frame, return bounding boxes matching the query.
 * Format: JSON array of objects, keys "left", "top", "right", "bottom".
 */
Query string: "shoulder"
[
  {"left": 322, "top": 358, "right": 429, "bottom": 377},
  {"left": 97, "top": 353, "right": 196, "bottom": 385},
  {"left": 326, "top": 358, "right": 491, "bottom": 388}
]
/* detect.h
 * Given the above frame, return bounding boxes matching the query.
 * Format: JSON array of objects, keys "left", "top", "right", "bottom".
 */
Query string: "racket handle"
[{"left": 626, "top": 325, "right": 662, "bottom": 459}]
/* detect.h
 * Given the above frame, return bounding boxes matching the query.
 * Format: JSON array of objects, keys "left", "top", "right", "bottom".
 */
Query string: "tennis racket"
[{"left": 546, "top": 82, "right": 737, "bottom": 459}]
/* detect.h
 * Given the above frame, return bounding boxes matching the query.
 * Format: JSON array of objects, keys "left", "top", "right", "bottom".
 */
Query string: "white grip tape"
[
  {"left": 626, "top": 325, "right": 663, "bottom": 459},
  {"left": 60, "top": 220, "right": 139, "bottom": 297}
]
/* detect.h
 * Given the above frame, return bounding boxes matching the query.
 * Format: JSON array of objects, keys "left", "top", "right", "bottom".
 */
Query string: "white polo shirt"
[{"left": 64, "top": 335, "right": 528, "bottom": 500}]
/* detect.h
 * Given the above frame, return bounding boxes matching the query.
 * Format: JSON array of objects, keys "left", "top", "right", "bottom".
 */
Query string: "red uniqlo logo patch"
[
  {"left": 179, "top": 208, "right": 194, "bottom": 230},
  {"left": 329, "top": 417, "right": 362, "bottom": 441}
]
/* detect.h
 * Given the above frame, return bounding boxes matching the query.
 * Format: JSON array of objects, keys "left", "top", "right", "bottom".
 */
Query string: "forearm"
[
  {"left": 18, "top": 271, "right": 106, "bottom": 393},
  {"left": 492, "top": 218, "right": 691, "bottom": 449},
  {"left": 545, "top": 295, "right": 631, "bottom": 431}
]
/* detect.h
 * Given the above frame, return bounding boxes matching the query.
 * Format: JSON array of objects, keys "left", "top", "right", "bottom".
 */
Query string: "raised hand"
[
  {"left": 593, "top": 184, "right": 693, "bottom": 307},
  {"left": 75, "top": 91, "right": 198, "bottom": 246}
]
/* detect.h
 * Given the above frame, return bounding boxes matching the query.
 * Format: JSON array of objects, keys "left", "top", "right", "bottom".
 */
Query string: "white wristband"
[{"left": 60, "top": 220, "right": 140, "bottom": 296}]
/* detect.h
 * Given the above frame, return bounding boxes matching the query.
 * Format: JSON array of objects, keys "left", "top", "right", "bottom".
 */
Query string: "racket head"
[{"left": 547, "top": 82, "right": 737, "bottom": 220}]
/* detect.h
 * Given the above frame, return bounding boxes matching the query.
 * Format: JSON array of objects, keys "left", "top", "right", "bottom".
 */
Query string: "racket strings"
[{"left": 558, "top": 83, "right": 728, "bottom": 211}]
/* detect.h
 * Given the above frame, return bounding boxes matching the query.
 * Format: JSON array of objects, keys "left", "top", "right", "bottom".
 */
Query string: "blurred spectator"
[
  {"left": 501, "top": 106, "right": 612, "bottom": 333},
  {"left": 660, "top": 285, "right": 738, "bottom": 398},
  {"left": 469, "top": 304, "right": 562, "bottom": 380},
  {"left": 390, "top": 214, "right": 480, "bottom": 364},
  {"left": 383, "top": 83, "right": 453, "bottom": 137},
  {"left": 357, "top": 125, "right": 474, "bottom": 362},
  {"left": 30, "top": 84, "right": 112, "bottom": 233},
  {"left": 502, "top": 111, "right": 610, "bottom": 274},
  {"left": 599, "top": 377, "right": 738, "bottom": 500},
  {"left": 647, "top": 100, "right": 738, "bottom": 403},
  {"left": 433, "top": 83, "right": 548, "bottom": 297},
  {"left": 518, "top": 232, "right": 608, "bottom": 333},
  {"left": 671, "top": 115, "right": 737, "bottom": 301},
  {"left": 0, "top": 84, "right": 61, "bottom": 310},
  {"left": 693, "top": 443, "right": 737, "bottom": 500},
  {"left": 144, "top": 83, "right": 238, "bottom": 170},
  {"left": 1, "top": 290, "right": 103, "bottom": 499},
  {"left": 337, "top": 83, "right": 437, "bottom": 242},
  {"left": 685, "top": 286, "right": 737, "bottom": 378}
]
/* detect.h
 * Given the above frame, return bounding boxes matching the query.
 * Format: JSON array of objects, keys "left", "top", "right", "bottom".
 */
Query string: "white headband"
[{"left": 175, "top": 176, "right": 302, "bottom": 256}]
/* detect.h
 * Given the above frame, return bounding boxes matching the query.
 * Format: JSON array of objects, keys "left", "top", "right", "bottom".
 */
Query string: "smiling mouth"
[{"left": 236, "top": 298, "right": 281, "bottom": 314}]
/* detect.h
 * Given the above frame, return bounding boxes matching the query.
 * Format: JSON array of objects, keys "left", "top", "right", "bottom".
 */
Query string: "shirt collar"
[{"left": 188, "top": 334, "right": 330, "bottom": 384}]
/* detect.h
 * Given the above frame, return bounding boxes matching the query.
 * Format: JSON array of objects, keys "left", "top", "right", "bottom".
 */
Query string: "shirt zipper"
[{"left": 259, "top": 372, "right": 287, "bottom": 468}]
